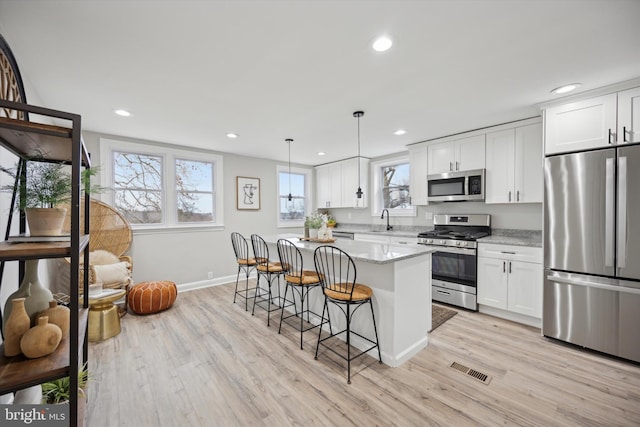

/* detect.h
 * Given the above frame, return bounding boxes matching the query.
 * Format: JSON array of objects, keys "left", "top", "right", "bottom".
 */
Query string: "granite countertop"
[
  {"left": 478, "top": 229, "right": 542, "bottom": 247},
  {"left": 262, "top": 234, "right": 435, "bottom": 264},
  {"left": 331, "top": 225, "right": 421, "bottom": 239}
]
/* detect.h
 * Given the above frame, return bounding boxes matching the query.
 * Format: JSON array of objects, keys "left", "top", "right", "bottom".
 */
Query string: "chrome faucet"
[{"left": 381, "top": 208, "right": 392, "bottom": 231}]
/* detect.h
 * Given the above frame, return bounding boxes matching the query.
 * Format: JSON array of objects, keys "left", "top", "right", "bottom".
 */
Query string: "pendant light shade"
[
  {"left": 353, "top": 111, "right": 364, "bottom": 199},
  {"left": 286, "top": 138, "right": 293, "bottom": 201}
]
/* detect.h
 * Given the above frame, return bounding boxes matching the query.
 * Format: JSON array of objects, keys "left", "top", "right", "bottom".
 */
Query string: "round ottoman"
[{"left": 128, "top": 281, "right": 178, "bottom": 315}]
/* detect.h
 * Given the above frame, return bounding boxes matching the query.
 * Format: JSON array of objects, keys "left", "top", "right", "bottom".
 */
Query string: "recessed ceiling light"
[
  {"left": 226, "top": 132, "right": 238, "bottom": 139},
  {"left": 394, "top": 129, "right": 407, "bottom": 136},
  {"left": 114, "top": 109, "right": 131, "bottom": 117},
  {"left": 372, "top": 36, "right": 393, "bottom": 52},
  {"left": 551, "top": 83, "right": 581, "bottom": 94},
  {"left": 317, "top": 152, "right": 326, "bottom": 156}
]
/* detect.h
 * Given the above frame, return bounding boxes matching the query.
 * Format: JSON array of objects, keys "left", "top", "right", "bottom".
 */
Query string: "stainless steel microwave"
[{"left": 427, "top": 169, "right": 485, "bottom": 202}]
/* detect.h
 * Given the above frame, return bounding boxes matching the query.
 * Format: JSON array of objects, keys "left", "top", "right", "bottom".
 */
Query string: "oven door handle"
[{"left": 426, "top": 246, "right": 476, "bottom": 255}]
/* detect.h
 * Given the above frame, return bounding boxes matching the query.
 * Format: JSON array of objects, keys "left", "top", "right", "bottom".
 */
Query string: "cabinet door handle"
[
  {"left": 455, "top": 161, "right": 459, "bottom": 171},
  {"left": 501, "top": 251, "right": 516, "bottom": 254},
  {"left": 508, "top": 191, "right": 511, "bottom": 202},
  {"left": 516, "top": 190, "right": 520, "bottom": 202},
  {"left": 623, "top": 126, "right": 628, "bottom": 143},
  {"left": 503, "top": 261, "right": 506, "bottom": 273},
  {"left": 509, "top": 261, "right": 512, "bottom": 274},
  {"left": 449, "top": 162, "right": 453, "bottom": 171},
  {"left": 608, "top": 128, "right": 616, "bottom": 144}
]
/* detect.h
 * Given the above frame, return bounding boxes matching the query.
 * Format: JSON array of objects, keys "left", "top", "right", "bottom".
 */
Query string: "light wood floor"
[{"left": 86, "top": 282, "right": 640, "bottom": 426}]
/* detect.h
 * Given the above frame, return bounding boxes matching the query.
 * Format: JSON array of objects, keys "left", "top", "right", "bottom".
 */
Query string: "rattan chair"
[
  {"left": 276, "top": 239, "right": 325, "bottom": 349},
  {"left": 313, "top": 245, "right": 382, "bottom": 383},
  {"left": 251, "top": 234, "right": 286, "bottom": 326},
  {"left": 230, "top": 232, "right": 257, "bottom": 311},
  {"left": 57, "top": 199, "right": 133, "bottom": 315}
]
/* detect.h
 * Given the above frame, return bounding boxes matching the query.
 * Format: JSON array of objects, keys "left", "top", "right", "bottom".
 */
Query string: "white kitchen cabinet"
[
  {"left": 428, "top": 134, "right": 485, "bottom": 174},
  {"left": 477, "top": 243, "right": 543, "bottom": 318},
  {"left": 315, "top": 157, "right": 368, "bottom": 209},
  {"left": 341, "top": 157, "right": 369, "bottom": 208},
  {"left": 408, "top": 145, "right": 428, "bottom": 205},
  {"left": 485, "top": 123, "right": 542, "bottom": 204},
  {"left": 618, "top": 86, "right": 640, "bottom": 144},
  {"left": 545, "top": 87, "right": 640, "bottom": 155}
]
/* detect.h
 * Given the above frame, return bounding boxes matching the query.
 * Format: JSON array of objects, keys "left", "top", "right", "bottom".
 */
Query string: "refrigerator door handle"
[
  {"left": 605, "top": 158, "right": 615, "bottom": 267},
  {"left": 618, "top": 156, "right": 628, "bottom": 270},
  {"left": 546, "top": 274, "right": 640, "bottom": 295}
]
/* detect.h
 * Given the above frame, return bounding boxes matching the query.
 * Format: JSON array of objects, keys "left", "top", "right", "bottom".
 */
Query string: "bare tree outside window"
[
  {"left": 382, "top": 163, "right": 410, "bottom": 209},
  {"left": 113, "top": 152, "right": 163, "bottom": 224},
  {"left": 175, "top": 159, "right": 215, "bottom": 223}
]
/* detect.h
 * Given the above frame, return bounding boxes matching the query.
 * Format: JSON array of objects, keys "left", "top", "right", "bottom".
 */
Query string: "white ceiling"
[{"left": 1, "top": 0, "right": 639, "bottom": 165}]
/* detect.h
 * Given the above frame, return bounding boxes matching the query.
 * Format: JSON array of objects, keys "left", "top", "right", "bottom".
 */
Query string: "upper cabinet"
[
  {"left": 486, "top": 122, "right": 542, "bottom": 204},
  {"left": 408, "top": 145, "right": 428, "bottom": 205},
  {"left": 427, "top": 134, "right": 485, "bottom": 174},
  {"left": 544, "top": 86, "right": 640, "bottom": 155},
  {"left": 315, "top": 157, "right": 369, "bottom": 209},
  {"left": 618, "top": 86, "right": 640, "bottom": 144}
]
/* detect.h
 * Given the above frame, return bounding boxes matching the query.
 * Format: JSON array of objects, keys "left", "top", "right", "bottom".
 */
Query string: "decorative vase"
[
  {"left": 309, "top": 228, "right": 319, "bottom": 239},
  {"left": 2, "top": 282, "right": 30, "bottom": 333},
  {"left": 36, "top": 300, "right": 70, "bottom": 339},
  {"left": 3, "top": 298, "right": 30, "bottom": 357},
  {"left": 20, "top": 316, "right": 62, "bottom": 359},
  {"left": 25, "top": 207, "right": 67, "bottom": 237},
  {"left": 21, "top": 259, "right": 54, "bottom": 325}
]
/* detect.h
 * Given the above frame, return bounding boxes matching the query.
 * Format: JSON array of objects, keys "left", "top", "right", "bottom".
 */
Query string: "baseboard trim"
[{"left": 177, "top": 272, "right": 257, "bottom": 292}]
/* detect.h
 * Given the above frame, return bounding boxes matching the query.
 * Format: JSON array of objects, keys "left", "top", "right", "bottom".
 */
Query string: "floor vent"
[{"left": 450, "top": 362, "right": 492, "bottom": 385}]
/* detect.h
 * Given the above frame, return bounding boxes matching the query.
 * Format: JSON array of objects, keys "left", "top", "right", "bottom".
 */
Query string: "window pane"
[
  {"left": 176, "top": 159, "right": 215, "bottom": 223},
  {"left": 279, "top": 172, "right": 305, "bottom": 197},
  {"left": 382, "top": 163, "right": 411, "bottom": 209},
  {"left": 280, "top": 197, "right": 305, "bottom": 221},
  {"left": 115, "top": 189, "right": 162, "bottom": 224},
  {"left": 113, "top": 152, "right": 163, "bottom": 223}
]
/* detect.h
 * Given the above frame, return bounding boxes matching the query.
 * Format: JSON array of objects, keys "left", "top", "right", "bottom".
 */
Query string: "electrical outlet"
[
  {"left": 425, "top": 211, "right": 433, "bottom": 220},
  {"left": 348, "top": 212, "right": 352, "bottom": 219},
  {"left": 207, "top": 271, "right": 213, "bottom": 280}
]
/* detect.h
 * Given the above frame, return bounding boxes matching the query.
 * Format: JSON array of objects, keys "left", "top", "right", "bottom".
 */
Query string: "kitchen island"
[{"left": 262, "top": 234, "right": 435, "bottom": 367}]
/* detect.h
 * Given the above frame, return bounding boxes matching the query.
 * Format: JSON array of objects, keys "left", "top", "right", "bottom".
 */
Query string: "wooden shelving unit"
[{"left": 0, "top": 99, "right": 90, "bottom": 427}]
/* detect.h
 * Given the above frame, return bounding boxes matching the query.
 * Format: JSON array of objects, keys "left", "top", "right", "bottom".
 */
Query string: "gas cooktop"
[{"left": 417, "top": 214, "right": 491, "bottom": 248}]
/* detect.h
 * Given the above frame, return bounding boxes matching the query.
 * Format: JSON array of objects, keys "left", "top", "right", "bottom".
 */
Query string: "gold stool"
[{"left": 88, "top": 289, "right": 126, "bottom": 342}]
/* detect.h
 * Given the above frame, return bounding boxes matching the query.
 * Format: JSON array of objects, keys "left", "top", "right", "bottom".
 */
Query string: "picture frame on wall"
[{"left": 236, "top": 176, "right": 261, "bottom": 210}]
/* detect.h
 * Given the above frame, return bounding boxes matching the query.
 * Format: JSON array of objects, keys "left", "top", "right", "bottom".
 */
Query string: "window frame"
[
  {"left": 100, "top": 138, "right": 224, "bottom": 231},
  {"left": 276, "top": 164, "right": 312, "bottom": 228},
  {"left": 370, "top": 155, "right": 416, "bottom": 217}
]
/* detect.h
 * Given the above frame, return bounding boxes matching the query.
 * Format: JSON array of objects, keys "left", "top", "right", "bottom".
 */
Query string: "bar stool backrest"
[
  {"left": 276, "top": 239, "right": 302, "bottom": 278},
  {"left": 231, "top": 232, "right": 252, "bottom": 263},
  {"left": 251, "top": 234, "right": 272, "bottom": 266},
  {"left": 313, "top": 245, "right": 357, "bottom": 299}
]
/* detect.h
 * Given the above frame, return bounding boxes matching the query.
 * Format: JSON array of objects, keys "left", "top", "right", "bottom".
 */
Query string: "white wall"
[{"left": 82, "top": 131, "right": 303, "bottom": 287}]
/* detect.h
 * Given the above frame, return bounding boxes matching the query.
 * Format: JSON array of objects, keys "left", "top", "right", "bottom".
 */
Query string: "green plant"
[
  {"left": 0, "top": 161, "right": 103, "bottom": 209},
  {"left": 41, "top": 363, "right": 89, "bottom": 404},
  {"left": 304, "top": 210, "right": 324, "bottom": 229}
]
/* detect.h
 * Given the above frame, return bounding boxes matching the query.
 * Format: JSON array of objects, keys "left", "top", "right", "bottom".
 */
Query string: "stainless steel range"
[{"left": 417, "top": 214, "right": 491, "bottom": 311}]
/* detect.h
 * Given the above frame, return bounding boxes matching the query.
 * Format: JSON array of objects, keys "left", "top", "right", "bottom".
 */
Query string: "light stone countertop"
[
  {"left": 478, "top": 229, "right": 542, "bottom": 247},
  {"left": 262, "top": 234, "right": 435, "bottom": 264}
]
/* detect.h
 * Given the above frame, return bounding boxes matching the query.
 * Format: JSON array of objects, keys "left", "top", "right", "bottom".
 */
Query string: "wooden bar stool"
[
  {"left": 276, "top": 239, "right": 326, "bottom": 349},
  {"left": 230, "top": 232, "right": 257, "bottom": 311},
  {"left": 251, "top": 234, "right": 286, "bottom": 326},
  {"left": 313, "top": 245, "right": 382, "bottom": 383}
]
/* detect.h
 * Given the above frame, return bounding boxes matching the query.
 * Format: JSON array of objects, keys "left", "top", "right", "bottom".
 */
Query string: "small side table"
[{"left": 87, "top": 289, "right": 126, "bottom": 342}]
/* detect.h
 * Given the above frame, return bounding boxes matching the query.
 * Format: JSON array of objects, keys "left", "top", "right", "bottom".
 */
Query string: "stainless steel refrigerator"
[{"left": 543, "top": 144, "right": 640, "bottom": 363}]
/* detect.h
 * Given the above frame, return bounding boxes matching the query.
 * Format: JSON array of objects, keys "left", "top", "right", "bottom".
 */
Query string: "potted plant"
[
  {"left": 41, "top": 363, "right": 89, "bottom": 404},
  {"left": 305, "top": 211, "right": 323, "bottom": 239},
  {"left": 1, "top": 161, "right": 101, "bottom": 236}
]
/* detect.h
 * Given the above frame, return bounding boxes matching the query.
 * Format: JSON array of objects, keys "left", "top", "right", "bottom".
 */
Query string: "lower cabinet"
[{"left": 477, "top": 243, "right": 543, "bottom": 318}]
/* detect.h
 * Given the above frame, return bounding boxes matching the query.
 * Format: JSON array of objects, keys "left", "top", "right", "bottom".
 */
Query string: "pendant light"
[
  {"left": 285, "top": 138, "right": 293, "bottom": 201},
  {"left": 353, "top": 111, "right": 364, "bottom": 199}
]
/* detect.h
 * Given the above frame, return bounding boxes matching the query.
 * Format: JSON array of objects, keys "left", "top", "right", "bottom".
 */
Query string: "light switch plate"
[{"left": 425, "top": 211, "right": 433, "bottom": 220}]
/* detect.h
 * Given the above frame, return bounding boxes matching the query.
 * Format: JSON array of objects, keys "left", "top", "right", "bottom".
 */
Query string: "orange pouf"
[{"left": 128, "top": 281, "right": 177, "bottom": 315}]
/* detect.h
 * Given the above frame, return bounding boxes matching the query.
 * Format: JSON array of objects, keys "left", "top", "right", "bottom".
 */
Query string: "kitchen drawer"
[{"left": 478, "top": 243, "right": 542, "bottom": 264}]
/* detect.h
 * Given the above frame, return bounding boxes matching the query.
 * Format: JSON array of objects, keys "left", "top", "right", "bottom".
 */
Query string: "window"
[
  {"left": 277, "top": 164, "right": 312, "bottom": 227},
  {"left": 101, "top": 138, "right": 223, "bottom": 229},
  {"left": 371, "top": 156, "right": 416, "bottom": 217}
]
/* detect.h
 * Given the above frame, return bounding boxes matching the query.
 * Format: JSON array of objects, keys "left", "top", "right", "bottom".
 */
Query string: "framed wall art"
[{"left": 236, "top": 176, "right": 261, "bottom": 210}]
